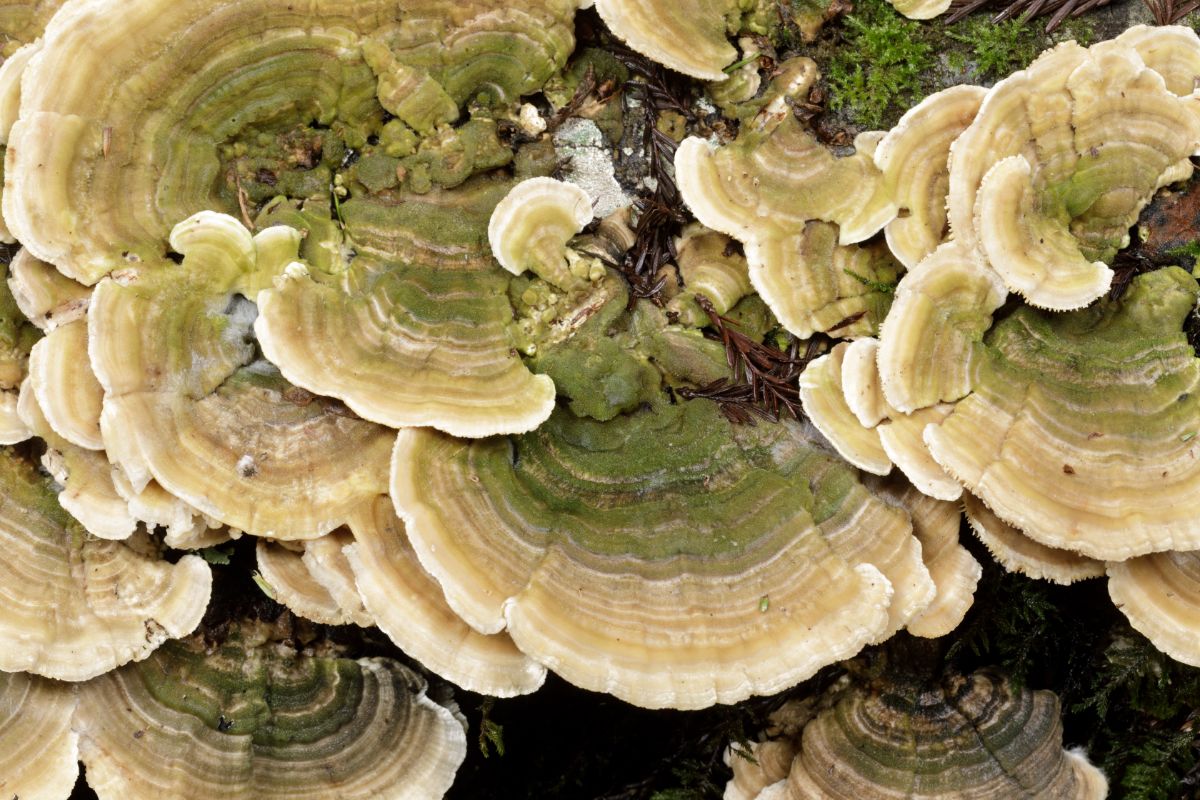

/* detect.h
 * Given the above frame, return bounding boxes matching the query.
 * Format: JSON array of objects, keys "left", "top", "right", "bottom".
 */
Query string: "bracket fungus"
[
  {"left": 345, "top": 496, "right": 548, "bottom": 697},
  {"left": 926, "top": 268, "right": 1200, "bottom": 560},
  {"left": 964, "top": 494, "right": 1104, "bottom": 586},
  {"left": 592, "top": 0, "right": 739, "bottom": 80},
  {"left": 874, "top": 85, "right": 986, "bottom": 270},
  {"left": 0, "top": 255, "right": 34, "bottom": 444},
  {"left": 0, "top": 670, "right": 78, "bottom": 800},
  {"left": 256, "top": 539, "right": 359, "bottom": 627},
  {"left": 6, "top": 248, "right": 89, "bottom": 331},
  {"left": 5, "top": 0, "right": 580, "bottom": 283},
  {"left": 869, "top": 476, "right": 981, "bottom": 638},
  {"left": 89, "top": 212, "right": 393, "bottom": 539},
  {"left": 876, "top": 242, "right": 1006, "bottom": 415},
  {"left": 28, "top": 316, "right": 103, "bottom": 450},
  {"left": 0, "top": 447, "right": 211, "bottom": 681},
  {"left": 946, "top": 31, "right": 1200, "bottom": 310},
  {"left": 18, "top": 377, "right": 137, "bottom": 540},
  {"left": 676, "top": 60, "right": 900, "bottom": 339},
  {"left": 1108, "top": 551, "right": 1200, "bottom": 668},
  {"left": 799, "top": 342, "right": 893, "bottom": 476},
  {"left": 741, "top": 668, "right": 1107, "bottom": 799},
  {"left": 391, "top": 398, "right": 943, "bottom": 709},
  {"left": 255, "top": 178, "right": 560, "bottom": 438},
  {"left": 75, "top": 625, "right": 468, "bottom": 800}
]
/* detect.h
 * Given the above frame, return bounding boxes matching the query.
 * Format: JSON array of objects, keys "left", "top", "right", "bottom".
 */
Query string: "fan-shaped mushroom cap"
[
  {"left": 301, "top": 531, "right": 374, "bottom": 628},
  {"left": 29, "top": 318, "right": 102, "bottom": 450},
  {"left": 489, "top": 176, "right": 593, "bottom": 283},
  {"left": 593, "top": 0, "right": 737, "bottom": 80},
  {"left": 6, "top": 248, "right": 89, "bottom": 331},
  {"left": 877, "top": 404, "right": 962, "bottom": 502},
  {"left": 389, "top": 398, "right": 939, "bottom": 710},
  {"left": 75, "top": 627, "right": 468, "bottom": 800},
  {"left": 799, "top": 343, "right": 892, "bottom": 476},
  {"left": 746, "top": 220, "right": 900, "bottom": 339},
  {"left": 877, "top": 242, "right": 1006, "bottom": 415},
  {"left": 874, "top": 85, "right": 986, "bottom": 269},
  {"left": 255, "top": 180, "right": 558, "bottom": 438},
  {"left": 5, "top": 0, "right": 579, "bottom": 284},
  {"left": 776, "top": 670, "right": 1107, "bottom": 799},
  {"left": 256, "top": 540, "right": 353, "bottom": 627},
  {"left": 869, "top": 476, "right": 980, "bottom": 638},
  {"left": 0, "top": 671, "right": 78, "bottom": 800},
  {"left": 18, "top": 378, "right": 136, "bottom": 540},
  {"left": 668, "top": 225, "right": 753, "bottom": 321},
  {"left": 0, "top": 447, "right": 210, "bottom": 680},
  {"left": 1108, "top": 551, "right": 1200, "bottom": 667},
  {"left": 345, "top": 495, "right": 547, "bottom": 697},
  {"left": 0, "top": 255, "right": 35, "bottom": 444},
  {"left": 677, "top": 107, "right": 896, "bottom": 250},
  {"left": 927, "top": 267, "right": 1200, "bottom": 560},
  {"left": 841, "top": 338, "right": 889, "bottom": 429},
  {"left": 89, "top": 212, "right": 392, "bottom": 539},
  {"left": 947, "top": 36, "right": 1200, "bottom": 310},
  {"left": 963, "top": 494, "right": 1104, "bottom": 585},
  {"left": 1114, "top": 25, "right": 1200, "bottom": 97},
  {"left": 108, "top": 466, "right": 229, "bottom": 549}
]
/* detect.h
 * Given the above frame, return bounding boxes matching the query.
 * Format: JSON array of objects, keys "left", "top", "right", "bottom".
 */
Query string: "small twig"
[
  {"left": 677, "top": 295, "right": 817, "bottom": 424},
  {"left": 945, "top": 0, "right": 1113, "bottom": 32}
]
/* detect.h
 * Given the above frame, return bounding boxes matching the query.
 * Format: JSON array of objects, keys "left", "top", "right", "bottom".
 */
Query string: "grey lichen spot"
[{"left": 552, "top": 118, "right": 631, "bottom": 219}]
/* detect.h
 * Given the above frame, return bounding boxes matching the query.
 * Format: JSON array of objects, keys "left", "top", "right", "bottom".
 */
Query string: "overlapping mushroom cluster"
[
  {"left": 4, "top": 0, "right": 1199, "bottom": 794},
  {"left": 670, "top": 25, "right": 1200, "bottom": 673},
  {"left": 723, "top": 665, "right": 1108, "bottom": 799}
]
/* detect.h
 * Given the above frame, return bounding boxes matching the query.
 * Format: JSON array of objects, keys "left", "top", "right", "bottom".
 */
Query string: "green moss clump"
[
  {"left": 946, "top": 17, "right": 1039, "bottom": 79},
  {"left": 826, "top": 0, "right": 935, "bottom": 129}
]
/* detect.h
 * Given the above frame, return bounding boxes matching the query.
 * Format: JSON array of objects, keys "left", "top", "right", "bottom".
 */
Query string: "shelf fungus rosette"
[
  {"left": 593, "top": 0, "right": 739, "bottom": 80},
  {"left": 947, "top": 31, "right": 1200, "bottom": 310},
  {"left": 868, "top": 476, "right": 981, "bottom": 638},
  {"left": 0, "top": 670, "right": 79, "bottom": 800},
  {"left": 0, "top": 447, "right": 211, "bottom": 681},
  {"left": 18, "top": 377, "right": 137, "bottom": 540},
  {"left": 0, "top": 254, "right": 36, "bottom": 444},
  {"left": 874, "top": 85, "right": 986, "bottom": 270},
  {"left": 75, "top": 626, "right": 468, "bottom": 800},
  {"left": 755, "top": 669, "right": 1107, "bottom": 799},
  {"left": 799, "top": 342, "right": 892, "bottom": 476},
  {"left": 89, "top": 212, "right": 393, "bottom": 539},
  {"left": 925, "top": 267, "right": 1200, "bottom": 561},
  {"left": 391, "top": 398, "right": 943, "bottom": 710},
  {"left": 876, "top": 242, "right": 1007, "bottom": 415},
  {"left": 677, "top": 61, "right": 900, "bottom": 338},
  {"left": 5, "top": 0, "right": 579, "bottom": 284},
  {"left": 6, "top": 248, "right": 89, "bottom": 331},
  {"left": 345, "top": 496, "right": 548, "bottom": 697},
  {"left": 256, "top": 177, "right": 558, "bottom": 438},
  {"left": 1108, "top": 551, "right": 1200, "bottom": 668}
]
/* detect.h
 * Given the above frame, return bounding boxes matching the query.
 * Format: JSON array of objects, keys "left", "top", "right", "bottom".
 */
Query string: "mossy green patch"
[
  {"left": 946, "top": 17, "right": 1039, "bottom": 79},
  {"left": 825, "top": 0, "right": 935, "bottom": 129}
]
